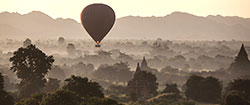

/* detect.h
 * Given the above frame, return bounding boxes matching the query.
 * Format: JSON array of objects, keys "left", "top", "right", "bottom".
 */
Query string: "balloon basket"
[{"left": 95, "top": 44, "right": 101, "bottom": 47}]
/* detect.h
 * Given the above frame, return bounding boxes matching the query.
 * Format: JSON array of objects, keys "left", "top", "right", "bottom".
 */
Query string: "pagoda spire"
[
  {"left": 141, "top": 56, "right": 149, "bottom": 70},
  {"left": 236, "top": 44, "right": 249, "bottom": 61},
  {"left": 135, "top": 63, "right": 141, "bottom": 74}
]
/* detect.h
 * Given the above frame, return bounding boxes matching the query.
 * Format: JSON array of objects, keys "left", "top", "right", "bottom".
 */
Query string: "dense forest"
[{"left": 0, "top": 38, "right": 250, "bottom": 105}]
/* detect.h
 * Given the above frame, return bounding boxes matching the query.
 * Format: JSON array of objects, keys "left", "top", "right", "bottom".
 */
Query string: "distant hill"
[
  {"left": 0, "top": 11, "right": 250, "bottom": 40},
  {"left": 0, "top": 11, "right": 84, "bottom": 39}
]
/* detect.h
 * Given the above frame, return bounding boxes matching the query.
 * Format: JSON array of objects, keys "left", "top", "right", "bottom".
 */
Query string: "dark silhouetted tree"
[
  {"left": 63, "top": 75, "right": 104, "bottom": 99},
  {"left": 40, "top": 89, "right": 81, "bottom": 105},
  {"left": 185, "top": 75, "right": 222, "bottom": 103},
  {"left": 0, "top": 72, "right": 3, "bottom": 90},
  {"left": 222, "top": 90, "right": 250, "bottom": 105},
  {"left": 9, "top": 44, "right": 54, "bottom": 98},
  {"left": 0, "top": 73, "right": 14, "bottom": 105},
  {"left": 16, "top": 93, "right": 45, "bottom": 105},
  {"left": 162, "top": 83, "right": 180, "bottom": 95},
  {"left": 23, "top": 38, "right": 32, "bottom": 48},
  {"left": 80, "top": 97, "right": 122, "bottom": 105},
  {"left": 225, "top": 79, "right": 250, "bottom": 99}
]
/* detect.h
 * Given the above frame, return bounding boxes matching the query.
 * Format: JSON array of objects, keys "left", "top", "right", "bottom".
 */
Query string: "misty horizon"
[{"left": 1, "top": 11, "right": 250, "bottom": 41}]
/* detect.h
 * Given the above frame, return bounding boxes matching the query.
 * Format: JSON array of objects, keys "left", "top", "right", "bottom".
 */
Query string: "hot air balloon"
[{"left": 80, "top": 3, "right": 115, "bottom": 47}]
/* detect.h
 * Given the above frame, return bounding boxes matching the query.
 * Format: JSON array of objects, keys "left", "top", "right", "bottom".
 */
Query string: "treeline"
[
  {"left": 1, "top": 38, "right": 249, "bottom": 70},
  {"left": 1, "top": 44, "right": 250, "bottom": 105}
]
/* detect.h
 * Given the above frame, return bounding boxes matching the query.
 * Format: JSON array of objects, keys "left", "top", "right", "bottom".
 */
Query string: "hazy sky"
[{"left": 1, "top": 0, "right": 250, "bottom": 21}]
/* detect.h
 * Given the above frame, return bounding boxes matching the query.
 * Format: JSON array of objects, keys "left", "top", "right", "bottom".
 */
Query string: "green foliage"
[
  {"left": 81, "top": 97, "right": 122, "bottom": 105},
  {"left": 63, "top": 75, "right": 104, "bottom": 99},
  {"left": 222, "top": 90, "right": 250, "bottom": 105},
  {"left": 179, "top": 100, "right": 196, "bottom": 105},
  {"left": 185, "top": 75, "right": 222, "bottom": 103},
  {"left": 9, "top": 44, "right": 54, "bottom": 98},
  {"left": 15, "top": 93, "right": 44, "bottom": 105},
  {"left": 226, "top": 79, "right": 250, "bottom": 97},
  {"left": 40, "top": 89, "right": 81, "bottom": 105},
  {"left": 162, "top": 83, "right": 180, "bottom": 95},
  {"left": 131, "top": 93, "right": 195, "bottom": 105},
  {"left": 222, "top": 79, "right": 250, "bottom": 105}
]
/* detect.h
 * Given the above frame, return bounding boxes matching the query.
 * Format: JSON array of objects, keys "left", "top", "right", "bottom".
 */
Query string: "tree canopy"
[
  {"left": 222, "top": 90, "right": 250, "bottom": 105},
  {"left": 63, "top": 75, "right": 104, "bottom": 99},
  {"left": 185, "top": 75, "right": 222, "bottom": 103},
  {"left": 0, "top": 72, "right": 14, "bottom": 105},
  {"left": 9, "top": 44, "right": 54, "bottom": 98},
  {"left": 0, "top": 72, "right": 3, "bottom": 90},
  {"left": 224, "top": 79, "right": 250, "bottom": 103},
  {"left": 80, "top": 97, "right": 122, "bottom": 105},
  {"left": 41, "top": 89, "right": 81, "bottom": 105},
  {"left": 162, "top": 83, "right": 180, "bottom": 95},
  {"left": 93, "top": 62, "right": 133, "bottom": 84}
]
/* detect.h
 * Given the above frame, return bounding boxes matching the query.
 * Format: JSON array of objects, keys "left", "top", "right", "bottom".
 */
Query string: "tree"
[
  {"left": 72, "top": 62, "right": 94, "bottom": 77},
  {"left": 23, "top": 38, "right": 32, "bottom": 48},
  {"left": 47, "top": 66, "right": 66, "bottom": 81},
  {"left": 80, "top": 97, "right": 122, "bottom": 105},
  {"left": 0, "top": 91, "right": 14, "bottom": 105},
  {"left": 225, "top": 79, "right": 250, "bottom": 99},
  {"left": 93, "top": 62, "right": 133, "bottom": 84},
  {"left": 0, "top": 72, "right": 3, "bottom": 90},
  {"left": 66, "top": 43, "right": 76, "bottom": 56},
  {"left": 162, "top": 83, "right": 180, "bottom": 95},
  {"left": 222, "top": 90, "right": 250, "bottom": 105},
  {"left": 0, "top": 73, "right": 14, "bottom": 105},
  {"left": 9, "top": 44, "right": 54, "bottom": 98},
  {"left": 185, "top": 75, "right": 222, "bottom": 103},
  {"left": 44, "top": 78, "right": 60, "bottom": 93},
  {"left": 105, "top": 85, "right": 126, "bottom": 96},
  {"left": 63, "top": 75, "right": 104, "bottom": 99},
  {"left": 16, "top": 93, "right": 45, "bottom": 105},
  {"left": 161, "top": 66, "right": 179, "bottom": 74},
  {"left": 113, "top": 62, "right": 133, "bottom": 83},
  {"left": 116, "top": 52, "right": 134, "bottom": 62},
  {"left": 58, "top": 37, "right": 65, "bottom": 45},
  {"left": 93, "top": 65, "right": 116, "bottom": 83},
  {"left": 40, "top": 89, "right": 81, "bottom": 105}
]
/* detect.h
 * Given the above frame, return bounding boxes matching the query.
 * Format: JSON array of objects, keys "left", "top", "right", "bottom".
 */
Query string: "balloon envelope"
[{"left": 81, "top": 4, "right": 115, "bottom": 44}]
